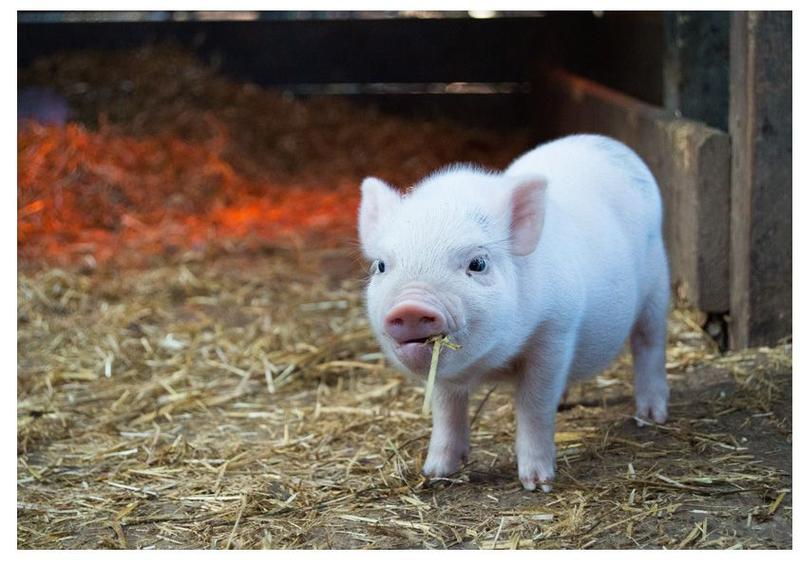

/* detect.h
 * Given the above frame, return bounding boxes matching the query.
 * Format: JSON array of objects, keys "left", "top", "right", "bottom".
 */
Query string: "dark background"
[{"left": 19, "top": 12, "right": 669, "bottom": 132}]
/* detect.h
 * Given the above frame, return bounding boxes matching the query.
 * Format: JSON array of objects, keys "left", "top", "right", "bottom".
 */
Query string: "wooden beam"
[
  {"left": 728, "top": 11, "right": 792, "bottom": 348},
  {"left": 536, "top": 69, "right": 731, "bottom": 313}
]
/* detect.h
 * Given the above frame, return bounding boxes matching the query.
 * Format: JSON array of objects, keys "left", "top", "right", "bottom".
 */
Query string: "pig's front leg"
[
  {"left": 515, "top": 336, "right": 574, "bottom": 492},
  {"left": 422, "top": 382, "right": 470, "bottom": 478}
]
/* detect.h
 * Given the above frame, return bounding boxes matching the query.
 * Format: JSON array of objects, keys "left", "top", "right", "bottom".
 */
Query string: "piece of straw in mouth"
[{"left": 422, "top": 334, "right": 461, "bottom": 415}]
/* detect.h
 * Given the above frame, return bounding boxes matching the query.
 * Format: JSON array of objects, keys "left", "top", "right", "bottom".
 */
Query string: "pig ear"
[
  {"left": 508, "top": 176, "right": 548, "bottom": 256},
  {"left": 358, "top": 177, "right": 401, "bottom": 256}
]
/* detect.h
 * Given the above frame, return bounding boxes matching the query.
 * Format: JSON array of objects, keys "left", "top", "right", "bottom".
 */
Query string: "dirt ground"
[{"left": 17, "top": 250, "right": 792, "bottom": 549}]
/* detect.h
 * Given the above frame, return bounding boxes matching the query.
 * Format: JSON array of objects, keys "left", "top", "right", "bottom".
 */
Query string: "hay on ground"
[{"left": 17, "top": 253, "right": 792, "bottom": 549}]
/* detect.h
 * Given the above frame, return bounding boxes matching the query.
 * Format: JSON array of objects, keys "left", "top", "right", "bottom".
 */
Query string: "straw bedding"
[{"left": 17, "top": 46, "right": 791, "bottom": 549}]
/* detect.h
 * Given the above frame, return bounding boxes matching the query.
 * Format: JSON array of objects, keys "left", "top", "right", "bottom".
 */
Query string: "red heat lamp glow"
[{"left": 18, "top": 122, "right": 360, "bottom": 266}]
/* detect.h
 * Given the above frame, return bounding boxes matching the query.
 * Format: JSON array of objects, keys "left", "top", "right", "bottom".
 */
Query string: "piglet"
[{"left": 358, "top": 134, "right": 669, "bottom": 491}]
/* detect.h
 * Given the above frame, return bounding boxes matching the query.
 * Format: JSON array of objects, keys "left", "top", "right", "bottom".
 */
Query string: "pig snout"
[
  {"left": 385, "top": 301, "right": 446, "bottom": 344},
  {"left": 381, "top": 288, "right": 459, "bottom": 373}
]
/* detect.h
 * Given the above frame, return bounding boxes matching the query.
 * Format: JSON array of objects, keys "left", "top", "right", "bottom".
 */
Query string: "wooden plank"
[
  {"left": 18, "top": 14, "right": 664, "bottom": 104},
  {"left": 534, "top": 69, "right": 731, "bottom": 313},
  {"left": 322, "top": 92, "right": 535, "bottom": 131},
  {"left": 18, "top": 18, "right": 547, "bottom": 84},
  {"left": 728, "top": 12, "right": 792, "bottom": 348}
]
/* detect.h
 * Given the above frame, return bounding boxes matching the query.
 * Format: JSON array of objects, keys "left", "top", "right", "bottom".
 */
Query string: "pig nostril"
[{"left": 384, "top": 301, "right": 446, "bottom": 342}]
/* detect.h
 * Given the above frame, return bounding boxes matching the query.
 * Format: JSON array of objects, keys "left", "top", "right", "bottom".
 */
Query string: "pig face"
[{"left": 358, "top": 168, "right": 547, "bottom": 379}]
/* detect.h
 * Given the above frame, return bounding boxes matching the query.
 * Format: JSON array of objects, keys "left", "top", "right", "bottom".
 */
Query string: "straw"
[{"left": 422, "top": 335, "right": 462, "bottom": 415}]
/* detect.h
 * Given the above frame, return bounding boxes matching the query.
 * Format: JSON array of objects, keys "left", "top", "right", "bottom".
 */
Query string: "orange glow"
[
  {"left": 18, "top": 45, "right": 535, "bottom": 268},
  {"left": 18, "top": 122, "right": 360, "bottom": 266}
]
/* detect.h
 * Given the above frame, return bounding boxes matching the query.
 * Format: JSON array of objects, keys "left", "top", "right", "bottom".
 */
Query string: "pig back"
[{"left": 506, "top": 134, "right": 665, "bottom": 378}]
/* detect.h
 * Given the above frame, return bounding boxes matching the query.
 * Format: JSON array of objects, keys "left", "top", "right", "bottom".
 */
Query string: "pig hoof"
[
  {"left": 518, "top": 460, "right": 555, "bottom": 492},
  {"left": 635, "top": 394, "right": 668, "bottom": 426},
  {"left": 519, "top": 472, "right": 554, "bottom": 492},
  {"left": 422, "top": 449, "right": 467, "bottom": 478}
]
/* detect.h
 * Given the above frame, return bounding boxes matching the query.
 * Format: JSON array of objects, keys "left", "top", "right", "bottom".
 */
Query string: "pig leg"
[
  {"left": 631, "top": 275, "right": 670, "bottom": 425},
  {"left": 515, "top": 336, "right": 574, "bottom": 492},
  {"left": 422, "top": 383, "right": 470, "bottom": 477}
]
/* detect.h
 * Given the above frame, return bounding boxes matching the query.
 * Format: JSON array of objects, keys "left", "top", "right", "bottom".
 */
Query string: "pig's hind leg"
[{"left": 630, "top": 260, "right": 670, "bottom": 425}]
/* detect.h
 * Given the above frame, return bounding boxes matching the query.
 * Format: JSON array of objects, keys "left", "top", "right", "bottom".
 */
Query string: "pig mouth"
[
  {"left": 393, "top": 341, "right": 435, "bottom": 374},
  {"left": 402, "top": 337, "right": 431, "bottom": 345},
  {"left": 391, "top": 333, "right": 459, "bottom": 374},
  {"left": 393, "top": 336, "right": 435, "bottom": 358}
]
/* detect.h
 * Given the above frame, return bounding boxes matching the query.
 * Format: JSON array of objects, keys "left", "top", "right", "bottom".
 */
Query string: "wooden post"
[{"left": 728, "top": 11, "right": 792, "bottom": 348}]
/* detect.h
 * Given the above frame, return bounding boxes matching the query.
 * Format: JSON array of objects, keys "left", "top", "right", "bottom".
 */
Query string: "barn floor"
[{"left": 18, "top": 250, "right": 792, "bottom": 549}]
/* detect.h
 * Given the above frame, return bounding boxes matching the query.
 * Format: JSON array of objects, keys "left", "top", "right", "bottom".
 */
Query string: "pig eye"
[
  {"left": 373, "top": 259, "right": 386, "bottom": 274},
  {"left": 468, "top": 257, "right": 487, "bottom": 273}
]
